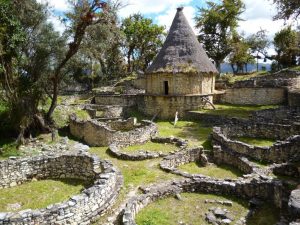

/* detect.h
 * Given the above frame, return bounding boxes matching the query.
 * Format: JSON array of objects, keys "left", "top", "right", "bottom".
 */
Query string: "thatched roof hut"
[{"left": 146, "top": 7, "right": 218, "bottom": 74}]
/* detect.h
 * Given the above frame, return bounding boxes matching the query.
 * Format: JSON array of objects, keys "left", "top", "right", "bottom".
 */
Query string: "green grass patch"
[
  {"left": 74, "top": 109, "right": 90, "bottom": 120},
  {"left": 179, "top": 162, "right": 243, "bottom": 179},
  {"left": 0, "top": 138, "right": 20, "bottom": 160},
  {"left": 220, "top": 71, "right": 269, "bottom": 84},
  {"left": 136, "top": 193, "right": 249, "bottom": 225},
  {"left": 90, "top": 147, "right": 178, "bottom": 188},
  {"left": 156, "top": 121, "right": 212, "bottom": 149},
  {"left": 236, "top": 137, "right": 275, "bottom": 147},
  {"left": 0, "top": 178, "right": 89, "bottom": 212},
  {"left": 195, "top": 104, "right": 279, "bottom": 119},
  {"left": 123, "top": 142, "right": 178, "bottom": 154}
]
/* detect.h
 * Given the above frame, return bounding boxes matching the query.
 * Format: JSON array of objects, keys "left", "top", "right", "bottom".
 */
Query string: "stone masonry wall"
[
  {"left": 0, "top": 152, "right": 123, "bottom": 225},
  {"left": 220, "top": 88, "right": 286, "bottom": 105},
  {"left": 146, "top": 73, "right": 215, "bottom": 95},
  {"left": 213, "top": 125, "right": 300, "bottom": 163},
  {"left": 122, "top": 177, "right": 288, "bottom": 225},
  {"left": 69, "top": 115, "right": 157, "bottom": 147},
  {"left": 140, "top": 95, "right": 213, "bottom": 119}
]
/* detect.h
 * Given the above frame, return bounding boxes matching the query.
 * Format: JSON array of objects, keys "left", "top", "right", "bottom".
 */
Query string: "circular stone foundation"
[
  {"left": 69, "top": 115, "right": 158, "bottom": 147},
  {"left": 0, "top": 152, "right": 122, "bottom": 224},
  {"left": 212, "top": 122, "right": 300, "bottom": 163}
]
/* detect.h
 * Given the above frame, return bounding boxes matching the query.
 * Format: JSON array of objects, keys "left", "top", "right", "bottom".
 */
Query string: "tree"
[
  {"left": 195, "top": 0, "right": 245, "bottom": 71},
  {"left": 228, "top": 33, "right": 254, "bottom": 74},
  {"left": 273, "top": 0, "right": 300, "bottom": 20},
  {"left": 0, "top": 0, "right": 65, "bottom": 141},
  {"left": 247, "top": 29, "right": 270, "bottom": 72},
  {"left": 46, "top": 0, "right": 117, "bottom": 120},
  {"left": 273, "top": 26, "right": 300, "bottom": 69},
  {"left": 121, "top": 14, "right": 165, "bottom": 72}
]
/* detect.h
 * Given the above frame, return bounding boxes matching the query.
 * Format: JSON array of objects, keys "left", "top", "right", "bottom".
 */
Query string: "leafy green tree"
[
  {"left": 121, "top": 13, "right": 166, "bottom": 72},
  {"left": 0, "top": 0, "right": 65, "bottom": 141},
  {"left": 228, "top": 33, "right": 254, "bottom": 74},
  {"left": 273, "top": 0, "right": 300, "bottom": 20},
  {"left": 195, "top": 0, "right": 245, "bottom": 71},
  {"left": 273, "top": 26, "right": 300, "bottom": 69},
  {"left": 247, "top": 29, "right": 270, "bottom": 72}
]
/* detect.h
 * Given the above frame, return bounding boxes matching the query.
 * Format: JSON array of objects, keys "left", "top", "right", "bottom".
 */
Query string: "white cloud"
[
  {"left": 238, "top": 0, "right": 294, "bottom": 38},
  {"left": 119, "top": 0, "right": 193, "bottom": 18},
  {"left": 156, "top": 6, "right": 198, "bottom": 33},
  {"left": 38, "top": 0, "right": 69, "bottom": 11}
]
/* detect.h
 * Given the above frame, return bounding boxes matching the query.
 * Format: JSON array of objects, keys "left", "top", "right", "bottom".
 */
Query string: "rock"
[
  {"left": 175, "top": 193, "right": 183, "bottom": 201},
  {"left": 206, "top": 212, "right": 217, "bottom": 224},
  {"left": 225, "top": 212, "right": 235, "bottom": 221},
  {"left": 289, "top": 189, "right": 300, "bottom": 219},
  {"left": 221, "top": 218, "right": 232, "bottom": 224},
  {"left": 214, "top": 208, "right": 227, "bottom": 219},
  {"left": 223, "top": 201, "right": 233, "bottom": 206}
]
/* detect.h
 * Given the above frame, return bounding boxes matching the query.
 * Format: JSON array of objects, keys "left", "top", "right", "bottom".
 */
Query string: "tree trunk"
[
  {"left": 256, "top": 53, "right": 259, "bottom": 72},
  {"left": 47, "top": 79, "right": 58, "bottom": 121}
]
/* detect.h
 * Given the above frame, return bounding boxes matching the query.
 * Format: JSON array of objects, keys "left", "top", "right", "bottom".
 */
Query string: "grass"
[
  {"left": 123, "top": 142, "right": 179, "bottom": 154},
  {"left": 236, "top": 137, "right": 275, "bottom": 147},
  {"left": 195, "top": 104, "right": 279, "bottom": 119},
  {"left": 136, "top": 193, "right": 249, "bottom": 225},
  {"left": 89, "top": 147, "right": 178, "bottom": 188},
  {"left": 156, "top": 121, "right": 212, "bottom": 149},
  {"left": 0, "top": 138, "right": 20, "bottom": 160},
  {"left": 178, "top": 162, "right": 243, "bottom": 179},
  {"left": 0, "top": 178, "right": 89, "bottom": 212},
  {"left": 220, "top": 71, "right": 269, "bottom": 84}
]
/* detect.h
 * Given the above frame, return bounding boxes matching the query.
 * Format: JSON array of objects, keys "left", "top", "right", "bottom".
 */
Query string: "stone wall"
[
  {"left": 212, "top": 125, "right": 300, "bottom": 163},
  {"left": 217, "top": 70, "right": 300, "bottom": 105},
  {"left": 140, "top": 95, "right": 213, "bottom": 119},
  {"left": 146, "top": 73, "right": 215, "bottom": 95},
  {"left": 270, "top": 163, "right": 300, "bottom": 178},
  {"left": 84, "top": 104, "right": 125, "bottom": 119},
  {"left": 69, "top": 115, "right": 158, "bottom": 147},
  {"left": 219, "top": 87, "right": 286, "bottom": 105},
  {"left": 94, "top": 94, "right": 137, "bottom": 107},
  {"left": 0, "top": 152, "right": 123, "bottom": 224},
  {"left": 122, "top": 177, "right": 288, "bottom": 225},
  {"left": 288, "top": 89, "right": 300, "bottom": 107}
]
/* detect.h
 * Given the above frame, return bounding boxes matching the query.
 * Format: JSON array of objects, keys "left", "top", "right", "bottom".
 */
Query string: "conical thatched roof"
[{"left": 146, "top": 7, "right": 218, "bottom": 74}]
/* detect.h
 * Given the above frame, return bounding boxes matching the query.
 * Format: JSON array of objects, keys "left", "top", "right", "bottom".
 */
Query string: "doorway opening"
[{"left": 164, "top": 81, "right": 169, "bottom": 95}]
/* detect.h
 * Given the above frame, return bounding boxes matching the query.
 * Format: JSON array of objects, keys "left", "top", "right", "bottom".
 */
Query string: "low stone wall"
[
  {"left": 94, "top": 94, "right": 137, "bottom": 107},
  {"left": 122, "top": 177, "right": 288, "bottom": 225},
  {"left": 69, "top": 115, "right": 158, "bottom": 147},
  {"left": 220, "top": 87, "right": 287, "bottom": 105},
  {"left": 108, "top": 137, "right": 188, "bottom": 161},
  {"left": 270, "top": 163, "right": 300, "bottom": 178},
  {"left": 84, "top": 104, "right": 125, "bottom": 119},
  {"left": 139, "top": 95, "right": 213, "bottom": 119},
  {"left": 0, "top": 152, "right": 123, "bottom": 224},
  {"left": 288, "top": 88, "right": 300, "bottom": 107},
  {"left": 251, "top": 107, "right": 300, "bottom": 124},
  {"left": 212, "top": 146, "right": 257, "bottom": 175},
  {"left": 213, "top": 126, "right": 300, "bottom": 163}
]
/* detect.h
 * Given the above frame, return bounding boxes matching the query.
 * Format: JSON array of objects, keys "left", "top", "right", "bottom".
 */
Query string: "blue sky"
[{"left": 38, "top": 0, "right": 294, "bottom": 56}]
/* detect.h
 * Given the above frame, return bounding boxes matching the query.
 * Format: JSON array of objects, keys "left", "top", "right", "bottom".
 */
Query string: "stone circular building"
[{"left": 139, "top": 7, "right": 218, "bottom": 119}]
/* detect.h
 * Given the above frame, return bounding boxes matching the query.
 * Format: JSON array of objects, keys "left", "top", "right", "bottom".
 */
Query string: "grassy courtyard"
[
  {"left": 0, "top": 179, "right": 89, "bottom": 212},
  {"left": 179, "top": 162, "right": 243, "bottom": 179},
  {"left": 195, "top": 104, "right": 279, "bottom": 118},
  {"left": 123, "top": 141, "right": 179, "bottom": 154},
  {"left": 136, "top": 193, "right": 249, "bottom": 225},
  {"left": 236, "top": 137, "right": 276, "bottom": 147}
]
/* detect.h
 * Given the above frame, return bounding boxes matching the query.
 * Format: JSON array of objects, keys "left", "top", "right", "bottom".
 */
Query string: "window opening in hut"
[{"left": 164, "top": 81, "right": 169, "bottom": 95}]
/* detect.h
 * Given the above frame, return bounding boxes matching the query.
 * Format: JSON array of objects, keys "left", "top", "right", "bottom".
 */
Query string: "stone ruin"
[
  {"left": 0, "top": 152, "right": 122, "bottom": 224},
  {"left": 69, "top": 115, "right": 157, "bottom": 147}
]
